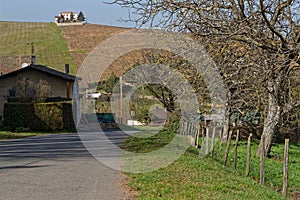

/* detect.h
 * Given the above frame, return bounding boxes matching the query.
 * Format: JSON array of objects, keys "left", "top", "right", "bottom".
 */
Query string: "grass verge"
[
  {"left": 214, "top": 138, "right": 300, "bottom": 199},
  {"left": 0, "top": 131, "right": 46, "bottom": 140},
  {"left": 0, "top": 130, "right": 72, "bottom": 140},
  {"left": 122, "top": 130, "right": 298, "bottom": 199}
]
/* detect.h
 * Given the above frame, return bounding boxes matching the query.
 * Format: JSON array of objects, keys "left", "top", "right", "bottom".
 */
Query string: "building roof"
[
  {"left": 0, "top": 64, "right": 78, "bottom": 82},
  {"left": 60, "top": 12, "right": 78, "bottom": 14}
]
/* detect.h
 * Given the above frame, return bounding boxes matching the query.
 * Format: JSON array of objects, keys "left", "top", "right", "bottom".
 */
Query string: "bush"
[
  {"left": 3, "top": 102, "right": 75, "bottom": 131},
  {"left": 15, "top": 127, "right": 31, "bottom": 132}
]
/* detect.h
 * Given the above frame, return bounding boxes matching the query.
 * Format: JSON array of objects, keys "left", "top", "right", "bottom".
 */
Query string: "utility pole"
[
  {"left": 120, "top": 75, "right": 123, "bottom": 124},
  {"left": 31, "top": 43, "right": 34, "bottom": 55}
]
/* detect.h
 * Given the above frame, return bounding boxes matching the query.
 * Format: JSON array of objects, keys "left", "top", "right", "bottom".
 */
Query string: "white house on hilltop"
[
  {"left": 60, "top": 12, "right": 78, "bottom": 21},
  {"left": 55, "top": 11, "right": 85, "bottom": 25}
]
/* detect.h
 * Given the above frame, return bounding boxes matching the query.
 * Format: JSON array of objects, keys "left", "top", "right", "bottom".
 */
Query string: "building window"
[{"left": 7, "top": 88, "right": 16, "bottom": 97}]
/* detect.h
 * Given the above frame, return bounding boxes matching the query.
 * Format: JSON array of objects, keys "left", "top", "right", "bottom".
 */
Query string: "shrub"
[
  {"left": 15, "top": 127, "right": 31, "bottom": 132},
  {"left": 3, "top": 102, "right": 75, "bottom": 131}
]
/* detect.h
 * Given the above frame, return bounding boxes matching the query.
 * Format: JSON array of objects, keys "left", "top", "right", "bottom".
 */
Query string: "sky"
[{"left": 0, "top": 0, "right": 136, "bottom": 28}]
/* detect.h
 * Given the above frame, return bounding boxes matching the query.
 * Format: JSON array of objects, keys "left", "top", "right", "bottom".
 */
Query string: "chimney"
[
  {"left": 31, "top": 56, "right": 36, "bottom": 65},
  {"left": 65, "top": 64, "right": 70, "bottom": 74}
]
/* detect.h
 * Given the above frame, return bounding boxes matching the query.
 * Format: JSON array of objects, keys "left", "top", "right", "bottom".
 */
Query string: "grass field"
[
  {"left": 0, "top": 21, "right": 75, "bottom": 74},
  {"left": 122, "top": 130, "right": 299, "bottom": 199}
]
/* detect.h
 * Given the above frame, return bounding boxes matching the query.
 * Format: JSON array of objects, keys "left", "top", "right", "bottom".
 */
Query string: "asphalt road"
[{"left": 0, "top": 131, "right": 134, "bottom": 200}]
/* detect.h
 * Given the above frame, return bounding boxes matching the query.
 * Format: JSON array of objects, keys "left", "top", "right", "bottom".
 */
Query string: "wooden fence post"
[
  {"left": 260, "top": 135, "right": 265, "bottom": 185},
  {"left": 194, "top": 125, "right": 198, "bottom": 147},
  {"left": 186, "top": 122, "right": 190, "bottom": 136},
  {"left": 188, "top": 122, "right": 192, "bottom": 135},
  {"left": 217, "top": 129, "right": 223, "bottom": 160},
  {"left": 282, "top": 139, "right": 289, "bottom": 198},
  {"left": 195, "top": 125, "right": 199, "bottom": 148},
  {"left": 233, "top": 129, "right": 240, "bottom": 170},
  {"left": 201, "top": 127, "right": 205, "bottom": 149},
  {"left": 210, "top": 127, "right": 216, "bottom": 157},
  {"left": 245, "top": 133, "right": 252, "bottom": 176},
  {"left": 205, "top": 126, "right": 209, "bottom": 155},
  {"left": 183, "top": 121, "right": 187, "bottom": 135},
  {"left": 183, "top": 122, "right": 187, "bottom": 135},
  {"left": 223, "top": 130, "right": 233, "bottom": 166},
  {"left": 191, "top": 123, "right": 195, "bottom": 137},
  {"left": 196, "top": 125, "right": 201, "bottom": 148}
]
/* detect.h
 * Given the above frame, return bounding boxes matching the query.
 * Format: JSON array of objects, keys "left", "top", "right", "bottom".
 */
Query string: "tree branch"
[
  {"left": 259, "top": 0, "right": 287, "bottom": 48},
  {"left": 283, "top": 100, "right": 300, "bottom": 115}
]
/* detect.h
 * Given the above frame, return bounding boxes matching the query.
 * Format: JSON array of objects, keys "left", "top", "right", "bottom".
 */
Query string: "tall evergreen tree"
[
  {"left": 70, "top": 12, "right": 74, "bottom": 22},
  {"left": 78, "top": 11, "right": 85, "bottom": 22}
]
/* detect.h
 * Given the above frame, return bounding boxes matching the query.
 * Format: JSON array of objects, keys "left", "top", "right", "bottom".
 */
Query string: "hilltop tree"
[
  {"left": 78, "top": 11, "right": 85, "bottom": 22},
  {"left": 70, "top": 12, "right": 74, "bottom": 22},
  {"left": 112, "top": 0, "right": 300, "bottom": 156},
  {"left": 58, "top": 14, "right": 65, "bottom": 23}
]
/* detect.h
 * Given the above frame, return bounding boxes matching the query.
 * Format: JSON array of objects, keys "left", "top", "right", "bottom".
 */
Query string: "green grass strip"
[{"left": 122, "top": 131, "right": 296, "bottom": 199}]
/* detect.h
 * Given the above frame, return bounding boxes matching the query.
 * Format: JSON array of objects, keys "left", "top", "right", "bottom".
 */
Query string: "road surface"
[{"left": 0, "top": 131, "right": 134, "bottom": 200}]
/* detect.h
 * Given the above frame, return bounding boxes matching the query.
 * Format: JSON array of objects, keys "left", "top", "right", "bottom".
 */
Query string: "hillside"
[
  {"left": 0, "top": 22, "right": 145, "bottom": 79},
  {"left": 0, "top": 21, "right": 75, "bottom": 74},
  {"left": 61, "top": 24, "right": 187, "bottom": 81},
  {"left": 60, "top": 24, "right": 147, "bottom": 80},
  {"left": 60, "top": 24, "right": 127, "bottom": 69}
]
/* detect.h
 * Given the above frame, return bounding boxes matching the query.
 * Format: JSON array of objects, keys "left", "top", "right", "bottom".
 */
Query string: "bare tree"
[
  {"left": 133, "top": 49, "right": 211, "bottom": 114},
  {"left": 112, "top": 0, "right": 300, "bottom": 156},
  {"left": 36, "top": 79, "right": 51, "bottom": 103},
  {"left": 15, "top": 77, "right": 36, "bottom": 101},
  {"left": 14, "top": 77, "right": 51, "bottom": 103},
  {"left": 206, "top": 39, "right": 264, "bottom": 140}
]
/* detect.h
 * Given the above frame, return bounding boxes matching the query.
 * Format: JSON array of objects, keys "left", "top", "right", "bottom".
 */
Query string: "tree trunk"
[{"left": 256, "top": 81, "right": 281, "bottom": 156}]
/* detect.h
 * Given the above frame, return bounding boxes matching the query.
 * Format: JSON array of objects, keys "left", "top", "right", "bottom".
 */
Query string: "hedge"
[{"left": 3, "top": 102, "right": 75, "bottom": 131}]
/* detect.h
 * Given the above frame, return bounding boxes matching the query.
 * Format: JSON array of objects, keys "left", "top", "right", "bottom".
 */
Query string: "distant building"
[
  {"left": 61, "top": 11, "right": 78, "bottom": 21},
  {"left": 55, "top": 11, "right": 85, "bottom": 25}
]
